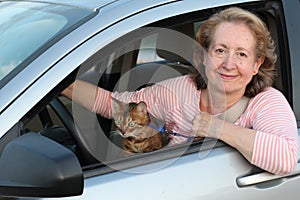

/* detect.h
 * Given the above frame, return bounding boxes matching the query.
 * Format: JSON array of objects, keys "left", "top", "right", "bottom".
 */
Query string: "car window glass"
[
  {"left": 0, "top": 5, "right": 67, "bottom": 80},
  {"left": 0, "top": 1, "right": 95, "bottom": 88}
]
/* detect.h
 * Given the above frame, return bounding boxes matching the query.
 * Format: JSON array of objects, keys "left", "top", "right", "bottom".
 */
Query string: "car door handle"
[{"left": 236, "top": 160, "right": 300, "bottom": 187}]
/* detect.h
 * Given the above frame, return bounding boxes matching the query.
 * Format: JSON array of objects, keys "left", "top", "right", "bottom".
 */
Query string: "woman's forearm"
[
  {"left": 62, "top": 80, "right": 98, "bottom": 111},
  {"left": 219, "top": 120, "right": 298, "bottom": 175},
  {"left": 192, "top": 112, "right": 297, "bottom": 174},
  {"left": 219, "top": 122, "right": 256, "bottom": 162}
]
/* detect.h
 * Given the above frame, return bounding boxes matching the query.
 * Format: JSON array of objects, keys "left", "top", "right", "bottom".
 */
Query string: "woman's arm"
[
  {"left": 192, "top": 112, "right": 298, "bottom": 175},
  {"left": 192, "top": 89, "right": 298, "bottom": 175},
  {"left": 191, "top": 113, "right": 255, "bottom": 161},
  {"left": 220, "top": 122, "right": 256, "bottom": 162},
  {"left": 62, "top": 80, "right": 99, "bottom": 111}
]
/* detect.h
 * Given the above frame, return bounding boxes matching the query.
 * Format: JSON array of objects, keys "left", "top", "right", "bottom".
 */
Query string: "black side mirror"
[{"left": 0, "top": 132, "right": 83, "bottom": 197}]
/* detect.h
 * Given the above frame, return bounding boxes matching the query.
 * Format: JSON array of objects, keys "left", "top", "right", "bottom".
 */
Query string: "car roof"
[{"left": 2, "top": 0, "right": 120, "bottom": 11}]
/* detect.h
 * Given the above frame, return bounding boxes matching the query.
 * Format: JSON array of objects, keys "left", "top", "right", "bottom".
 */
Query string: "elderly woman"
[{"left": 63, "top": 7, "right": 298, "bottom": 175}]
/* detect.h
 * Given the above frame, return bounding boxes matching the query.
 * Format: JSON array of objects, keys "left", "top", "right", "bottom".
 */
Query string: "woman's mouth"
[{"left": 219, "top": 73, "right": 238, "bottom": 80}]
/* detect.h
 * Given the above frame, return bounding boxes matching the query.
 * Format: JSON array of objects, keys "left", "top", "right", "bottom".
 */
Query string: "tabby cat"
[{"left": 112, "top": 98, "right": 170, "bottom": 153}]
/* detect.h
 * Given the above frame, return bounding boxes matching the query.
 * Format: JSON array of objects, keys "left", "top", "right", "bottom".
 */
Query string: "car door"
[{"left": 0, "top": 0, "right": 299, "bottom": 200}]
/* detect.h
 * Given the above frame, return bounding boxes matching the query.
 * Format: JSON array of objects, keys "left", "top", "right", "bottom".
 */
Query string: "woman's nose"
[{"left": 222, "top": 53, "right": 236, "bottom": 70}]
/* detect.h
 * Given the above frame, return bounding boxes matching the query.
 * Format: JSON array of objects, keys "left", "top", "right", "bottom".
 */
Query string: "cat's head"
[{"left": 112, "top": 98, "right": 152, "bottom": 139}]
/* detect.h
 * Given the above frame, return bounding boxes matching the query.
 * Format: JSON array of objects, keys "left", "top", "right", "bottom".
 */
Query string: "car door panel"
[{"left": 61, "top": 140, "right": 300, "bottom": 200}]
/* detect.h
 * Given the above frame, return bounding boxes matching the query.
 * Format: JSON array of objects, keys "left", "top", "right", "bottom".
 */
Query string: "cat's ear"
[
  {"left": 136, "top": 101, "right": 148, "bottom": 114},
  {"left": 112, "top": 97, "right": 125, "bottom": 113}
]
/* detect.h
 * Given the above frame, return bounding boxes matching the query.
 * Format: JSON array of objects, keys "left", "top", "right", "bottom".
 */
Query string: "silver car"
[{"left": 0, "top": 0, "right": 299, "bottom": 199}]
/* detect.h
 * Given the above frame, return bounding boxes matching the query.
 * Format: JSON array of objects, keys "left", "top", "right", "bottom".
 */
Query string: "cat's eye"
[
  {"left": 115, "top": 120, "right": 122, "bottom": 125},
  {"left": 128, "top": 121, "right": 136, "bottom": 127}
]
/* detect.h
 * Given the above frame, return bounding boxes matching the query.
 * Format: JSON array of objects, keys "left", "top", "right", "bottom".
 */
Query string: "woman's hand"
[
  {"left": 191, "top": 112, "right": 224, "bottom": 139},
  {"left": 192, "top": 111, "right": 255, "bottom": 162},
  {"left": 61, "top": 82, "right": 75, "bottom": 100},
  {"left": 61, "top": 80, "right": 98, "bottom": 111}
]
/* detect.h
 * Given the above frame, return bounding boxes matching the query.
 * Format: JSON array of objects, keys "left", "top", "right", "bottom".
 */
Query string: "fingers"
[
  {"left": 192, "top": 112, "right": 224, "bottom": 139},
  {"left": 191, "top": 112, "right": 211, "bottom": 137}
]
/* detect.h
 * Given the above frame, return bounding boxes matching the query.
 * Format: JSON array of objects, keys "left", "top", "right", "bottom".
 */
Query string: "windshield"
[{"left": 0, "top": 1, "right": 95, "bottom": 87}]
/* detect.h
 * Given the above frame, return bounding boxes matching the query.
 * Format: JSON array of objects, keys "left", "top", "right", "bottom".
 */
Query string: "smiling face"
[{"left": 203, "top": 22, "right": 263, "bottom": 97}]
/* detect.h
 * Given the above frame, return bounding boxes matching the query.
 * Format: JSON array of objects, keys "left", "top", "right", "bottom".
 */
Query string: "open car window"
[{"left": 20, "top": 2, "right": 286, "bottom": 171}]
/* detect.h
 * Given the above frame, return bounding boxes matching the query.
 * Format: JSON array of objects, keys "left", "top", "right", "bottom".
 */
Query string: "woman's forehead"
[{"left": 211, "top": 22, "right": 256, "bottom": 51}]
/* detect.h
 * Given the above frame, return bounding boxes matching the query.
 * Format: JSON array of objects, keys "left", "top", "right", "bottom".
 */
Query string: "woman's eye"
[
  {"left": 128, "top": 121, "right": 136, "bottom": 127},
  {"left": 215, "top": 48, "right": 224, "bottom": 54},
  {"left": 238, "top": 52, "right": 247, "bottom": 57}
]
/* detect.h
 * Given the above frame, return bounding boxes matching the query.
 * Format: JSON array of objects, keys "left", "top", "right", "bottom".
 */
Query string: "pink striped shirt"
[{"left": 93, "top": 75, "right": 298, "bottom": 175}]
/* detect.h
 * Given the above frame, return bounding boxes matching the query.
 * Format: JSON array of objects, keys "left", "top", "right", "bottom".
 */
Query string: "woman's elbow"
[{"left": 274, "top": 148, "right": 298, "bottom": 175}]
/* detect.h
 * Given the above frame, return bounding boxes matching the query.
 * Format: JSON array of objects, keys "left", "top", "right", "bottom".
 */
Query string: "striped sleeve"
[
  {"left": 250, "top": 88, "right": 298, "bottom": 175},
  {"left": 110, "top": 76, "right": 189, "bottom": 121},
  {"left": 92, "top": 87, "right": 113, "bottom": 118},
  {"left": 92, "top": 76, "right": 186, "bottom": 119}
]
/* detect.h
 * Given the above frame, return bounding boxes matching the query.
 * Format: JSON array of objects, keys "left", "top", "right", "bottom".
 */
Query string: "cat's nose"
[{"left": 121, "top": 128, "right": 127, "bottom": 134}]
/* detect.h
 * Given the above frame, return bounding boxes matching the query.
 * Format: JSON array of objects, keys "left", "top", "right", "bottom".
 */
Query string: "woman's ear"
[
  {"left": 202, "top": 52, "right": 208, "bottom": 66},
  {"left": 253, "top": 57, "right": 264, "bottom": 75}
]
